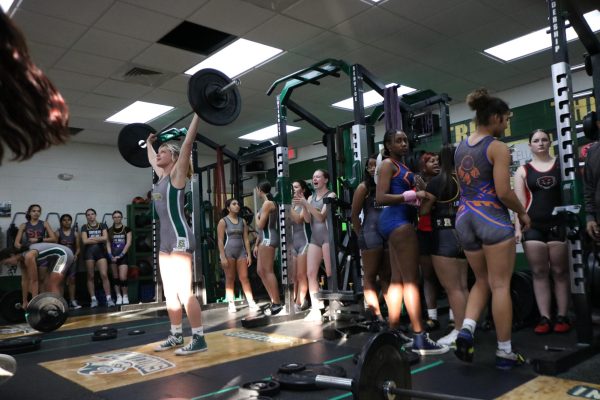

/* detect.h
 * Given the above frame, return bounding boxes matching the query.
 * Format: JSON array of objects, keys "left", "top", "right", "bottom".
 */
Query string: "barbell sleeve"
[
  {"left": 384, "top": 381, "right": 484, "bottom": 400},
  {"left": 314, "top": 375, "right": 353, "bottom": 390},
  {"left": 216, "top": 78, "right": 241, "bottom": 94}
]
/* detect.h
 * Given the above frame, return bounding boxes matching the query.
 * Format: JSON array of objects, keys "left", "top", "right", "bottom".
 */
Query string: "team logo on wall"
[
  {"left": 78, "top": 351, "right": 175, "bottom": 376},
  {"left": 537, "top": 175, "right": 556, "bottom": 189}
]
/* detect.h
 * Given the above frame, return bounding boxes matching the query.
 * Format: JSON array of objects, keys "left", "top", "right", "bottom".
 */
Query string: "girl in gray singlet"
[
  {"left": 290, "top": 180, "right": 311, "bottom": 311},
  {"left": 147, "top": 114, "right": 207, "bottom": 355},
  {"left": 0, "top": 243, "right": 73, "bottom": 308},
  {"left": 293, "top": 169, "right": 336, "bottom": 321},
  {"left": 254, "top": 181, "right": 283, "bottom": 316},
  {"left": 14, "top": 204, "right": 57, "bottom": 291},
  {"left": 351, "top": 155, "right": 389, "bottom": 322},
  {"left": 217, "top": 198, "right": 258, "bottom": 314}
]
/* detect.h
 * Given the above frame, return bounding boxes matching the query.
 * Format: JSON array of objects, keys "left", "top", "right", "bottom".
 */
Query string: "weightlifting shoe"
[
  {"left": 106, "top": 298, "right": 116, "bottom": 307},
  {"left": 175, "top": 334, "right": 207, "bottom": 356},
  {"left": 534, "top": 316, "right": 551, "bottom": 334},
  {"left": 122, "top": 295, "right": 129, "bottom": 305},
  {"left": 554, "top": 316, "right": 572, "bottom": 333},
  {"left": 264, "top": 303, "right": 284, "bottom": 316},
  {"left": 116, "top": 295, "right": 123, "bottom": 306},
  {"left": 454, "top": 328, "right": 475, "bottom": 362},
  {"left": 90, "top": 298, "right": 98, "bottom": 308},
  {"left": 495, "top": 349, "right": 525, "bottom": 370},
  {"left": 0, "top": 354, "right": 17, "bottom": 386},
  {"left": 437, "top": 329, "right": 459, "bottom": 347},
  {"left": 248, "top": 301, "right": 260, "bottom": 312},
  {"left": 154, "top": 333, "right": 184, "bottom": 352},
  {"left": 411, "top": 332, "right": 449, "bottom": 355}
]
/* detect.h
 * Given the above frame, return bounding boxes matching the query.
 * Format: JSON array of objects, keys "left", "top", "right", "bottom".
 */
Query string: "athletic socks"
[
  {"left": 449, "top": 309, "right": 454, "bottom": 321},
  {"left": 461, "top": 318, "right": 477, "bottom": 335},
  {"left": 427, "top": 308, "right": 438, "bottom": 320},
  {"left": 498, "top": 340, "right": 512, "bottom": 354},
  {"left": 191, "top": 326, "right": 204, "bottom": 336},
  {"left": 171, "top": 324, "right": 183, "bottom": 335}
]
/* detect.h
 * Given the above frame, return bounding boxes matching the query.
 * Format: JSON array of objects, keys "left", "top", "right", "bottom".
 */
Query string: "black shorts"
[
  {"left": 417, "top": 230, "right": 434, "bottom": 256},
  {"left": 111, "top": 254, "right": 130, "bottom": 266},
  {"left": 84, "top": 245, "right": 107, "bottom": 262},
  {"left": 432, "top": 229, "right": 465, "bottom": 259},
  {"left": 522, "top": 225, "right": 565, "bottom": 243}
]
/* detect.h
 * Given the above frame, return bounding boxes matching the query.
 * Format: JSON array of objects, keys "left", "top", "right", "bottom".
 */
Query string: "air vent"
[
  {"left": 158, "top": 21, "right": 236, "bottom": 56},
  {"left": 124, "top": 67, "right": 162, "bottom": 78}
]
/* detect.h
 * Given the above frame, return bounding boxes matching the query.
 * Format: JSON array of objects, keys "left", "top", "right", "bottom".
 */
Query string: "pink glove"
[{"left": 402, "top": 190, "right": 420, "bottom": 206}]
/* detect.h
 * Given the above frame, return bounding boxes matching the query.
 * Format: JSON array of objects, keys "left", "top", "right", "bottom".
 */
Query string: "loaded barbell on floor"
[
  {"left": 293, "top": 331, "right": 483, "bottom": 400},
  {"left": 118, "top": 68, "right": 242, "bottom": 168},
  {"left": 0, "top": 292, "right": 68, "bottom": 333}
]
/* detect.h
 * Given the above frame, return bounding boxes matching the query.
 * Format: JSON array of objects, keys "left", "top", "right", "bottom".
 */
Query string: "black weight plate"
[
  {"left": 128, "top": 329, "right": 145, "bottom": 336},
  {"left": 239, "top": 380, "right": 280, "bottom": 397},
  {"left": 278, "top": 362, "right": 306, "bottom": 373},
  {"left": 0, "top": 290, "right": 25, "bottom": 323},
  {"left": 583, "top": 112, "right": 599, "bottom": 141},
  {"left": 241, "top": 314, "right": 269, "bottom": 329},
  {"left": 0, "top": 337, "right": 42, "bottom": 355},
  {"left": 273, "top": 363, "right": 346, "bottom": 391},
  {"left": 26, "top": 293, "right": 68, "bottom": 333},
  {"left": 511, "top": 271, "right": 535, "bottom": 325},
  {"left": 118, "top": 123, "right": 156, "bottom": 168},
  {"left": 355, "top": 331, "right": 412, "bottom": 400},
  {"left": 92, "top": 327, "right": 118, "bottom": 341},
  {"left": 188, "top": 69, "right": 241, "bottom": 126}
]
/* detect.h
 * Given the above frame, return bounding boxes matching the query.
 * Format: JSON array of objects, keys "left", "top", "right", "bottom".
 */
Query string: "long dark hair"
[
  {"left": 0, "top": 245, "right": 29, "bottom": 262},
  {"left": 293, "top": 180, "right": 311, "bottom": 199},
  {"left": 25, "top": 204, "right": 41, "bottom": 221},
  {"left": 438, "top": 144, "right": 457, "bottom": 200},
  {"left": 258, "top": 181, "right": 274, "bottom": 201},
  {"left": 0, "top": 11, "right": 69, "bottom": 165},
  {"left": 363, "top": 153, "right": 379, "bottom": 196},
  {"left": 466, "top": 88, "right": 509, "bottom": 126}
]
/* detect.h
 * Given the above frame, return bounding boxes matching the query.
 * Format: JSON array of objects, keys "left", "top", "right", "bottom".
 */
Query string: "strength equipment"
[
  {"left": 92, "top": 327, "right": 118, "bottom": 341},
  {"left": 118, "top": 68, "right": 242, "bottom": 168},
  {"left": 0, "top": 337, "right": 42, "bottom": 355},
  {"left": 0, "top": 290, "right": 25, "bottom": 323},
  {"left": 276, "top": 330, "right": 482, "bottom": 400},
  {"left": 25, "top": 292, "right": 69, "bottom": 333}
]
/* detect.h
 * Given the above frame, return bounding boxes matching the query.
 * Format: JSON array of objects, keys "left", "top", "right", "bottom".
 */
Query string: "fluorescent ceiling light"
[
  {"left": 239, "top": 124, "right": 300, "bottom": 142},
  {"left": 185, "top": 38, "right": 283, "bottom": 78},
  {"left": 0, "top": 0, "right": 15, "bottom": 12},
  {"left": 331, "top": 84, "right": 417, "bottom": 111},
  {"left": 106, "top": 101, "right": 173, "bottom": 124},
  {"left": 484, "top": 10, "right": 600, "bottom": 62}
]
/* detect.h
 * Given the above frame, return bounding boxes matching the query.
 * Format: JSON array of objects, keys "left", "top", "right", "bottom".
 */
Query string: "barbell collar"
[
  {"left": 385, "top": 381, "right": 484, "bottom": 400},
  {"left": 217, "top": 78, "right": 241, "bottom": 94},
  {"left": 315, "top": 374, "right": 352, "bottom": 390}
]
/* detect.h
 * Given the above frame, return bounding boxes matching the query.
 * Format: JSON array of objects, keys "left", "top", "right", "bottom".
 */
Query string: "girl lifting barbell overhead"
[
  {"left": 217, "top": 198, "right": 259, "bottom": 314},
  {"left": 147, "top": 114, "right": 207, "bottom": 355}
]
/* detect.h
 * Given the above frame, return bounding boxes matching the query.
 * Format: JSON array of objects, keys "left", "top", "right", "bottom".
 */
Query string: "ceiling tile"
[
  {"left": 94, "top": 2, "right": 182, "bottom": 41},
  {"left": 47, "top": 69, "right": 105, "bottom": 92},
  {"left": 54, "top": 50, "right": 125, "bottom": 78},
  {"left": 142, "top": 89, "right": 189, "bottom": 109},
  {"left": 331, "top": 7, "right": 404, "bottom": 44},
  {"left": 160, "top": 75, "right": 192, "bottom": 93},
  {"left": 121, "top": 0, "right": 208, "bottom": 18},
  {"left": 283, "top": 0, "right": 369, "bottom": 29},
  {"left": 188, "top": 0, "right": 275, "bottom": 36},
  {"left": 382, "top": 0, "right": 469, "bottom": 22},
  {"left": 27, "top": 41, "right": 67, "bottom": 69},
  {"left": 242, "top": 0, "right": 303, "bottom": 13},
  {"left": 132, "top": 44, "right": 205, "bottom": 74},
  {"left": 291, "top": 31, "right": 365, "bottom": 60},
  {"left": 76, "top": 93, "right": 132, "bottom": 113},
  {"left": 93, "top": 79, "right": 154, "bottom": 99},
  {"left": 19, "top": 0, "right": 114, "bottom": 25},
  {"left": 245, "top": 15, "right": 323, "bottom": 50},
  {"left": 421, "top": 0, "right": 500, "bottom": 38},
  {"left": 73, "top": 29, "right": 151, "bottom": 61},
  {"left": 258, "top": 52, "right": 318, "bottom": 76},
  {"left": 13, "top": 9, "right": 87, "bottom": 48}
]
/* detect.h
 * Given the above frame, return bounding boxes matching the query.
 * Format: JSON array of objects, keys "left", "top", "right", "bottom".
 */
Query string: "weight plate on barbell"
[
  {"left": 25, "top": 293, "right": 69, "bottom": 333},
  {"left": 188, "top": 69, "right": 241, "bottom": 126},
  {"left": 118, "top": 123, "right": 156, "bottom": 168},
  {"left": 354, "top": 331, "right": 412, "bottom": 400}
]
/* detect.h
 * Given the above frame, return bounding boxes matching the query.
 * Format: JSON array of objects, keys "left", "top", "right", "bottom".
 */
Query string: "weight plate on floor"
[
  {"left": 273, "top": 363, "right": 346, "bottom": 391},
  {"left": 239, "top": 380, "right": 280, "bottom": 397},
  {"left": 0, "top": 337, "right": 42, "bottom": 354},
  {"left": 92, "top": 327, "right": 118, "bottom": 341},
  {"left": 278, "top": 362, "right": 306, "bottom": 373}
]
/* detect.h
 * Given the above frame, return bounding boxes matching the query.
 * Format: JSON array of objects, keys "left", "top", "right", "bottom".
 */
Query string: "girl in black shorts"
[
  {"left": 107, "top": 210, "right": 132, "bottom": 306},
  {"left": 514, "top": 130, "right": 570, "bottom": 334}
]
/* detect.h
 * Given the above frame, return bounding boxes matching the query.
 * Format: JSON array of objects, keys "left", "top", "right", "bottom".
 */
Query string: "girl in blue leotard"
[{"left": 376, "top": 130, "right": 447, "bottom": 355}]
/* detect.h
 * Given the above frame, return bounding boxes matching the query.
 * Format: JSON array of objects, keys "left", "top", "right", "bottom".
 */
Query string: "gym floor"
[{"left": 1, "top": 304, "right": 599, "bottom": 400}]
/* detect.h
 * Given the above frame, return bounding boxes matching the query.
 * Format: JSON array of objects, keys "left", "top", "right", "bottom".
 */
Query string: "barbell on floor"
[
  {"left": 0, "top": 292, "right": 68, "bottom": 333},
  {"left": 118, "top": 68, "right": 242, "bottom": 168},
  {"left": 304, "top": 331, "right": 483, "bottom": 400}
]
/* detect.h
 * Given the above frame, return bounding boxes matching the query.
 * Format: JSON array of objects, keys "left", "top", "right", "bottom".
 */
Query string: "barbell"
[
  {"left": 118, "top": 68, "right": 242, "bottom": 168},
  {"left": 0, "top": 292, "right": 68, "bottom": 333},
  {"left": 287, "top": 330, "right": 483, "bottom": 400}
]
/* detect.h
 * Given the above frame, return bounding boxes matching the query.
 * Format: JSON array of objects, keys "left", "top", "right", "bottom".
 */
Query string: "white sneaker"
[
  {"left": 304, "top": 308, "right": 322, "bottom": 322},
  {"left": 116, "top": 295, "right": 123, "bottom": 305},
  {"left": 0, "top": 354, "right": 17, "bottom": 386},
  {"left": 228, "top": 302, "right": 237, "bottom": 313},
  {"left": 90, "top": 298, "right": 98, "bottom": 308},
  {"left": 70, "top": 300, "right": 82, "bottom": 310},
  {"left": 122, "top": 295, "right": 129, "bottom": 305},
  {"left": 106, "top": 298, "right": 116, "bottom": 307},
  {"left": 437, "top": 329, "right": 459, "bottom": 347},
  {"left": 248, "top": 301, "right": 260, "bottom": 312}
]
